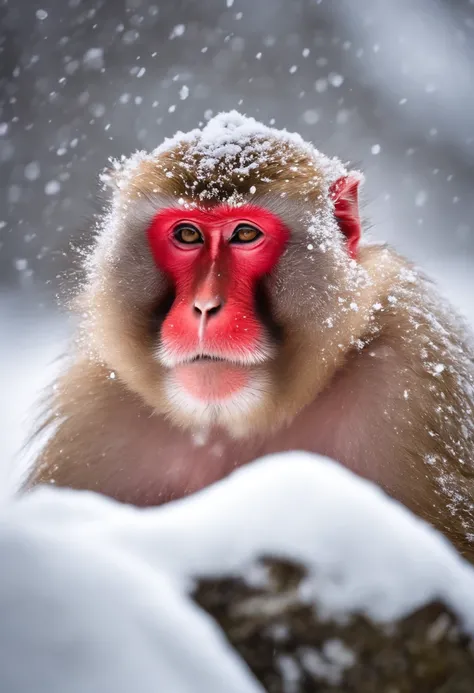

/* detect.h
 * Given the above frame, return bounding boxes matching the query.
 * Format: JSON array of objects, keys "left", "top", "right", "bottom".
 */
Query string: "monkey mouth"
[
  {"left": 171, "top": 357, "right": 252, "bottom": 402},
  {"left": 187, "top": 355, "right": 228, "bottom": 364},
  {"left": 158, "top": 343, "right": 272, "bottom": 369}
]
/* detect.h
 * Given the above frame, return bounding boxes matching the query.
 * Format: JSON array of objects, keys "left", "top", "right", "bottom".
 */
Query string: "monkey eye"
[
  {"left": 230, "top": 224, "right": 263, "bottom": 244},
  {"left": 174, "top": 224, "right": 203, "bottom": 245}
]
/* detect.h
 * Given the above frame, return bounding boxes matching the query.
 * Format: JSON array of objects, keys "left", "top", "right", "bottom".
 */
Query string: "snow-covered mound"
[{"left": 1, "top": 452, "right": 474, "bottom": 692}]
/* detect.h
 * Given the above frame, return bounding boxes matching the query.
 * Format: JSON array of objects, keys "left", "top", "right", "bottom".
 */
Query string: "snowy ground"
[
  {"left": 1, "top": 452, "right": 474, "bottom": 693},
  {"left": 0, "top": 256, "right": 473, "bottom": 498}
]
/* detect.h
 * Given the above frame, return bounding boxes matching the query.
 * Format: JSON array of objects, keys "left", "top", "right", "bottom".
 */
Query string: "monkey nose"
[{"left": 193, "top": 296, "right": 223, "bottom": 318}]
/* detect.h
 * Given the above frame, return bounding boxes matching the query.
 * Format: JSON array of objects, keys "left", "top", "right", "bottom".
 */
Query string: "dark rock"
[{"left": 195, "top": 559, "right": 474, "bottom": 693}]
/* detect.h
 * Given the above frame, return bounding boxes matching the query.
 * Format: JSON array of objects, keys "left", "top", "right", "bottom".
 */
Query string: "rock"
[{"left": 196, "top": 558, "right": 474, "bottom": 692}]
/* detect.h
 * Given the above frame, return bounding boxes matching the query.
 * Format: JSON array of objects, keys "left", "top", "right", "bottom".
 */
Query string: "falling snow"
[
  {"left": 303, "top": 109, "right": 319, "bottom": 125},
  {"left": 314, "top": 78, "right": 328, "bottom": 93},
  {"left": 83, "top": 47, "right": 104, "bottom": 70},
  {"left": 328, "top": 73, "right": 344, "bottom": 87},
  {"left": 14, "top": 258, "right": 28, "bottom": 271},
  {"left": 90, "top": 103, "right": 106, "bottom": 118},
  {"left": 44, "top": 180, "right": 61, "bottom": 196},
  {"left": 24, "top": 162, "right": 41, "bottom": 181},
  {"left": 415, "top": 190, "right": 428, "bottom": 207},
  {"left": 169, "top": 24, "right": 186, "bottom": 39}
]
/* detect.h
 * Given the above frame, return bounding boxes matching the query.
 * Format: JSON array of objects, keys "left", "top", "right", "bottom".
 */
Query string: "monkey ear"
[{"left": 329, "top": 174, "right": 362, "bottom": 259}]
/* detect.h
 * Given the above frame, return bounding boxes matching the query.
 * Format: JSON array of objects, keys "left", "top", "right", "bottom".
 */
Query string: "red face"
[{"left": 147, "top": 204, "right": 289, "bottom": 403}]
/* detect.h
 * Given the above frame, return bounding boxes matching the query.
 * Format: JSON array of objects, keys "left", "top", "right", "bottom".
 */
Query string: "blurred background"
[{"left": 1, "top": 0, "right": 473, "bottom": 494}]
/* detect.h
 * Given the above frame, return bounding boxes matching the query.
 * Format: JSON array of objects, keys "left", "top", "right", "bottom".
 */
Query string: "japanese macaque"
[{"left": 24, "top": 112, "right": 474, "bottom": 560}]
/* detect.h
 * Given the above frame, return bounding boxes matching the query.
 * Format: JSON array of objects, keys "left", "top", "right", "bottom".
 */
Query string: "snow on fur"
[{"left": 105, "top": 111, "right": 352, "bottom": 192}]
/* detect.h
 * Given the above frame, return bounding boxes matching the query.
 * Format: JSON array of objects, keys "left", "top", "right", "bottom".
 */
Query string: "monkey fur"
[{"left": 24, "top": 112, "right": 474, "bottom": 561}]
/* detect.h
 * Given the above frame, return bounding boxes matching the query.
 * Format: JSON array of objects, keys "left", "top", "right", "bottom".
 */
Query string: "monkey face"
[
  {"left": 144, "top": 204, "right": 289, "bottom": 427},
  {"left": 84, "top": 113, "right": 368, "bottom": 435}
]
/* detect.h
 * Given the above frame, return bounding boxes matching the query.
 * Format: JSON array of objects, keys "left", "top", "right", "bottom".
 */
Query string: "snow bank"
[
  {"left": 1, "top": 451, "right": 474, "bottom": 692},
  {"left": 0, "top": 498, "right": 262, "bottom": 693}
]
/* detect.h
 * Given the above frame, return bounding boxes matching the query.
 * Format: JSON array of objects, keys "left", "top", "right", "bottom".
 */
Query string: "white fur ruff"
[{"left": 163, "top": 369, "right": 271, "bottom": 434}]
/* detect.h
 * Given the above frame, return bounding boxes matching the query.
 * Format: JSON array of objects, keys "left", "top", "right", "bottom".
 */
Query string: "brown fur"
[{"left": 23, "top": 126, "right": 474, "bottom": 561}]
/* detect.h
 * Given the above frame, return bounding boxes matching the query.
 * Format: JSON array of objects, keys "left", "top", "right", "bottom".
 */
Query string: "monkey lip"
[
  {"left": 172, "top": 358, "right": 251, "bottom": 401},
  {"left": 188, "top": 355, "right": 227, "bottom": 363}
]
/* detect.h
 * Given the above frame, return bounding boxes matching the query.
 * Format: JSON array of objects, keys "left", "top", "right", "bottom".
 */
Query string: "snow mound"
[
  {"left": 0, "top": 499, "right": 261, "bottom": 693},
  {"left": 1, "top": 452, "right": 474, "bottom": 692}
]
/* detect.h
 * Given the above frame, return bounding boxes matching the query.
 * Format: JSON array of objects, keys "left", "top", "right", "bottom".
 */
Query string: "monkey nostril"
[
  {"left": 193, "top": 297, "right": 223, "bottom": 318},
  {"left": 207, "top": 304, "right": 221, "bottom": 317}
]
